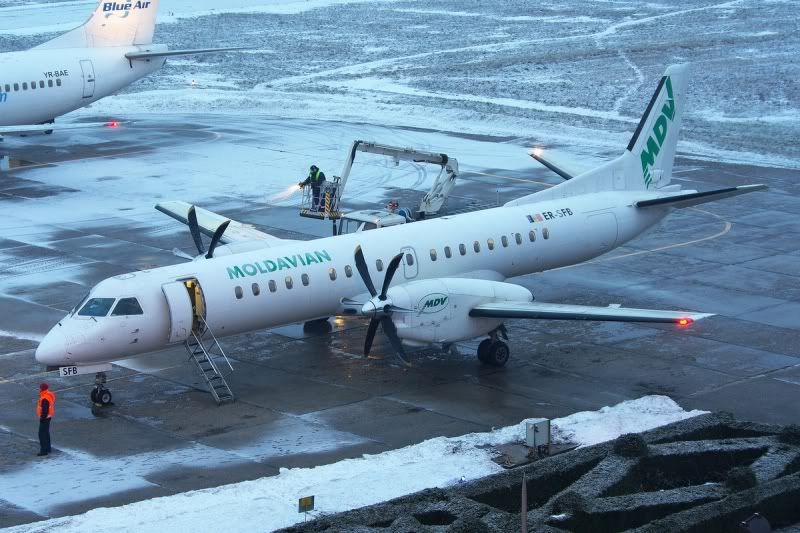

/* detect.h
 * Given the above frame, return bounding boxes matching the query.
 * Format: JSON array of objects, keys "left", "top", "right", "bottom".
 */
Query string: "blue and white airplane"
[{"left": 0, "top": 0, "right": 240, "bottom": 136}]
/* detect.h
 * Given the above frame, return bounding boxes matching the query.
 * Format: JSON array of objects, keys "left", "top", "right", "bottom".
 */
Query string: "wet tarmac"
[{"left": 0, "top": 116, "right": 798, "bottom": 527}]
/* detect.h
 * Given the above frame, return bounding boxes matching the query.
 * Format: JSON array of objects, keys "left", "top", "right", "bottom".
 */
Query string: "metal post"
[{"left": 521, "top": 472, "right": 528, "bottom": 533}]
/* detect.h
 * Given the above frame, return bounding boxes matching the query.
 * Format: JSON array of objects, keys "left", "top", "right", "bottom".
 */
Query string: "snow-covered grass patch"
[{"left": 7, "top": 396, "right": 706, "bottom": 532}]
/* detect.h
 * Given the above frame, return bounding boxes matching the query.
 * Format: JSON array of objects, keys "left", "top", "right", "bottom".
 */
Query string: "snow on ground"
[
  {"left": 6, "top": 396, "right": 706, "bottom": 533},
  {"left": 3, "top": 0, "right": 797, "bottom": 168}
]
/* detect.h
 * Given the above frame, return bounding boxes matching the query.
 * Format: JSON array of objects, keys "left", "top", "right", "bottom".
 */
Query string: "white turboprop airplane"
[
  {"left": 0, "top": 0, "right": 240, "bottom": 136},
  {"left": 34, "top": 65, "right": 766, "bottom": 405}
]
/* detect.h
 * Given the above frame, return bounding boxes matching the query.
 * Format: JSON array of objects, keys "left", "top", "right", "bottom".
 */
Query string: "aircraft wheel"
[
  {"left": 90, "top": 388, "right": 98, "bottom": 403},
  {"left": 96, "top": 389, "right": 112, "bottom": 406},
  {"left": 477, "top": 339, "right": 492, "bottom": 364},
  {"left": 487, "top": 341, "right": 510, "bottom": 367}
]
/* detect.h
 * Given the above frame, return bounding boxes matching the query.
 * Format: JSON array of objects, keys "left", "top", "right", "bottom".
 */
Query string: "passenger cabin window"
[
  {"left": 487, "top": 238, "right": 495, "bottom": 250},
  {"left": 252, "top": 283, "right": 260, "bottom": 296},
  {"left": 285, "top": 277, "right": 293, "bottom": 289},
  {"left": 501, "top": 236, "right": 508, "bottom": 247},
  {"left": 515, "top": 233, "right": 522, "bottom": 245},
  {"left": 302, "top": 273, "right": 310, "bottom": 286},
  {"left": 329, "top": 268, "right": 337, "bottom": 281},
  {"left": 78, "top": 298, "right": 116, "bottom": 317},
  {"left": 430, "top": 249, "right": 437, "bottom": 261},
  {"left": 39, "top": 81, "right": 44, "bottom": 89},
  {"left": 445, "top": 246, "right": 452, "bottom": 258},
  {"left": 56, "top": 79, "right": 62, "bottom": 87},
  {"left": 48, "top": 80, "right": 53, "bottom": 88},
  {"left": 235, "top": 286, "right": 243, "bottom": 299},
  {"left": 529, "top": 230, "right": 536, "bottom": 242},
  {"left": 376, "top": 259, "right": 384, "bottom": 272},
  {"left": 473, "top": 241, "right": 480, "bottom": 253},
  {"left": 459, "top": 244, "right": 466, "bottom": 256},
  {"left": 22, "top": 82, "right": 27, "bottom": 90},
  {"left": 268, "top": 280, "right": 277, "bottom": 293},
  {"left": 345, "top": 265, "right": 353, "bottom": 278},
  {"left": 543, "top": 228, "right": 550, "bottom": 240},
  {"left": 406, "top": 253, "right": 414, "bottom": 266},
  {"left": 111, "top": 297, "right": 143, "bottom": 316}
]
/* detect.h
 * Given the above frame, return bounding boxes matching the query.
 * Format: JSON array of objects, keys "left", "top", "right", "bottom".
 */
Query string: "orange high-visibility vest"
[{"left": 37, "top": 390, "right": 55, "bottom": 418}]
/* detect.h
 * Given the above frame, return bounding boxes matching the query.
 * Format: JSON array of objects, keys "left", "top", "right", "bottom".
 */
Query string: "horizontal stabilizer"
[
  {"left": 529, "top": 151, "right": 576, "bottom": 181},
  {"left": 470, "top": 301, "right": 713, "bottom": 324},
  {"left": 125, "top": 47, "right": 247, "bottom": 60},
  {"left": 634, "top": 184, "right": 767, "bottom": 209},
  {"left": 155, "top": 201, "right": 288, "bottom": 244}
]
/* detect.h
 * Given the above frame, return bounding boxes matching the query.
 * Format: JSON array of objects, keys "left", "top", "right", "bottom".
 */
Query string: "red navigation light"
[
  {"left": 107, "top": 121, "right": 119, "bottom": 128},
  {"left": 677, "top": 318, "right": 692, "bottom": 326}
]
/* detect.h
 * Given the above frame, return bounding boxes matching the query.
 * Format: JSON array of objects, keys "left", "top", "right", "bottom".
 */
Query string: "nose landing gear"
[
  {"left": 477, "top": 325, "right": 510, "bottom": 367},
  {"left": 90, "top": 372, "right": 113, "bottom": 406}
]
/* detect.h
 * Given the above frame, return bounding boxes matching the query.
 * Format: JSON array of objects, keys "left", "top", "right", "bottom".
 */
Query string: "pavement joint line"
[{"left": 682, "top": 362, "right": 800, "bottom": 399}]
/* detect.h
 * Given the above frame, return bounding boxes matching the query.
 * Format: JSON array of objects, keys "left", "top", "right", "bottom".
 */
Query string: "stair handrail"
[{"left": 197, "top": 315, "right": 234, "bottom": 373}]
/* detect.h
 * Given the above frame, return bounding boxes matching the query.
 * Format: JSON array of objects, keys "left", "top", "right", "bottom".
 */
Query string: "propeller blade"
[
  {"left": 381, "top": 317, "right": 410, "bottom": 366},
  {"left": 380, "top": 253, "right": 404, "bottom": 301},
  {"left": 187, "top": 206, "right": 205, "bottom": 255},
  {"left": 354, "top": 245, "right": 377, "bottom": 297},
  {"left": 206, "top": 219, "right": 230, "bottom": 259},
  {"left": 364, "top": 318, "right": 380, "bottom": 356},
  {"left": 171, "top": 247, "right": 195, "bottom": 261}
]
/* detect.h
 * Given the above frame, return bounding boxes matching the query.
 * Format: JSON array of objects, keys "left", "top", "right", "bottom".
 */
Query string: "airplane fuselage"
[
  {"left": 34, "top": 191, "right": 667, "bottom": 366},
  {"left": 0, "top": 47, "right": 164, "bottom": 126}
]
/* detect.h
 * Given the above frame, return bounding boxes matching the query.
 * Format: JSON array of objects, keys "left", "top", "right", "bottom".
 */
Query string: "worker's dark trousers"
[
  {"left": 38, "top": 418, "right": 51, "bottom": 454},
  {"left": 312, "top": 185, "right": 321, "bottom": 210}
]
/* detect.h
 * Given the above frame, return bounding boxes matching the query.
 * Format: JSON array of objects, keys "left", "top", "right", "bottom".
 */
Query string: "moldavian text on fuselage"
[{"left": 226, "top": 250, "right": 332, "bottom": 279}]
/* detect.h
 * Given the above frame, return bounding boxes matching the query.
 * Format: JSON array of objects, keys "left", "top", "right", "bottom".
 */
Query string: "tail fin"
[
  {"left": 624, "top": 64, "right": 689, "bottom": 190},
  {"left": 34, "top": 0, "right": 160, "bottom": 50}
]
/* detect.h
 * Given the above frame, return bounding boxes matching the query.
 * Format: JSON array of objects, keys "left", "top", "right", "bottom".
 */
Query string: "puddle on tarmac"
[{"left": 0, "top": 156, "right": 38, "bottom": 171}]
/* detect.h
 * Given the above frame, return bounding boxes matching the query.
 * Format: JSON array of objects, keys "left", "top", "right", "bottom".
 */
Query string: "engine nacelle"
[{"left": 385, "top": 278, "right": 532, "bottom": 344}]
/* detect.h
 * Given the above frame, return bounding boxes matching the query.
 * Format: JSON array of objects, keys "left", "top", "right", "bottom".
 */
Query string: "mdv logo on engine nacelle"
[{"left": 419, "top": 293, "right": 448, "bottom": 314}]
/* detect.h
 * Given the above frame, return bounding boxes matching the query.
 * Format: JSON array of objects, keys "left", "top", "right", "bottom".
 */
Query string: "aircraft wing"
[
  {"left": 125, "top": 47, "right": 247, "bottom": 60},
  {"left": 470, "top": 301, "right": 713, "bottom": 324},
  {"left": 0, "top": 121, "right": 126, "bottom": 136},
  {"left": 155, "top": 201, "right": 287, "bottom": 245}
]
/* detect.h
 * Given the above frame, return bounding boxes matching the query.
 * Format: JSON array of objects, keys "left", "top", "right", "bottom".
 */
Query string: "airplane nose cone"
[{"left": 35, "top": 329, "right": 67, "bottom": 366}]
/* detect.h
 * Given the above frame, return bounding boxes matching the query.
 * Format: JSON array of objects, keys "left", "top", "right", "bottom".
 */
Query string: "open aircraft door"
[{"left": 162, "top": 281, "right": 193, "bottom": 343}]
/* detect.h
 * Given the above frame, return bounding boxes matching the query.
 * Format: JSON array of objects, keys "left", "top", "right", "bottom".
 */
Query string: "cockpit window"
[
  {"left": 78, "top": 298, "right": 116, "bottom": 317},
  {"left": 111, "top": 297, "right": 143, "bottom": 316}
]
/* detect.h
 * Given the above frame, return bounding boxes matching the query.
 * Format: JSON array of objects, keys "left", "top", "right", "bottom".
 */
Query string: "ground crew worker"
[
  {"left": 299, "top": 165, "right": 326, "bottom": 211},
  {"left": 37, "top": 383, "right": 55, "bottom": 456}
]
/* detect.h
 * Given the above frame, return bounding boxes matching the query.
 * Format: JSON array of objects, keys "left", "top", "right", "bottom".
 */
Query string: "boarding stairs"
[{"left": 184, "top": 316, "right": 235, "bottom": 405}]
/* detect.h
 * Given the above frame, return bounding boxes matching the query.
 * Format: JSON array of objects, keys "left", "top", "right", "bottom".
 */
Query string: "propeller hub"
[{"left": 361, "top": 300, "right": 378, "bottom": 318}]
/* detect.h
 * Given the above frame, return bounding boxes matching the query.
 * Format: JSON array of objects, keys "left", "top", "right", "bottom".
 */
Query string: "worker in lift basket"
[
  {"left": 299, "top": 165, "right": 326, "bottom": 211},
  {"left": 36, "top": 383, "right": 55, "bottom": 456}
]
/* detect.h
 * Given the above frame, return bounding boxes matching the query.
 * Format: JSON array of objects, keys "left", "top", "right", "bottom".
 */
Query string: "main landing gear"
[
  {"left": 90, "top": 372, "right": 112, "bottom": 406},
  {"left": 477, "top": 325, "right": 510, "bottom": 367}
]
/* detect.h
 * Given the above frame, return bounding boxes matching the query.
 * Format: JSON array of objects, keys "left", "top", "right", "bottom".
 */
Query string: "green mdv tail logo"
[{"left": 640, "top": 76, "right": 676, "bottom": 188}]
